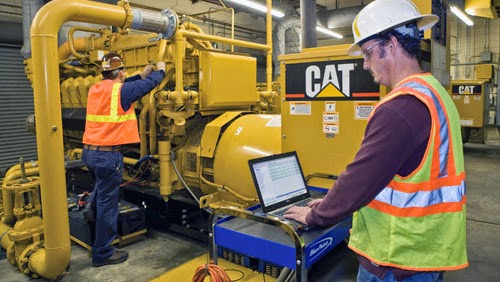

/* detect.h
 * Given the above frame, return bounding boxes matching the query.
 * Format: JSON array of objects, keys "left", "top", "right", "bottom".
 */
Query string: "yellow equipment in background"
[
  {"left": 1, "top": 0, "right": 281, "bottom": 279},
  {"left": 279, "top": 45, "right": 381, "bottom": 188},
  {"left": 0, "top": 0, "right": 389, "bottom": 280},
  {"left": 451, "top": 79, "right": 490, "bottom": 127},
  {"left": 450, "top": 63, "right": 499, "bottom": 143}
]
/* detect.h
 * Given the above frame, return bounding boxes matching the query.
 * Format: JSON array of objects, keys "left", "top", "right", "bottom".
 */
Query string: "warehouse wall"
[
  {"left": 0, "top": 45, "right": 38, "bottom": 175},
  {"left": 450, "top": 16, "right": 500, "bottom": 81}
]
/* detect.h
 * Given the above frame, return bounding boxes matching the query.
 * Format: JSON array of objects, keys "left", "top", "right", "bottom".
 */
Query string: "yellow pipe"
[
  {"left": 58, "top": 36, "right": 107, "bottom": 61},
  {"left": 158, "top": 139, "right": 172, "bottom": 197},
  {"left": 173, "top": 32, "right": 186, "bottom": 107},
  {"left": 148, "top": 68, "right": 175, "bottom": 157},
  {"left": 60, "top": 62, "right": 88, "bottom": 74},
  {"left": 148, "top": 39, "right": 169, "bottom": 155},
  {"left": 185, "top": 22, "right": 213, "bottom": 49},
  {"left": 58, "top": 38, "right": 86, "bottom": 60},
  {"left": 0, "top": 221, "right": 11, "bottom": 254},
  {"left": 147, "top": 91, "right": 156, "bottom": 155},
  {"left": 68, "top": 26, "right": 101, "bottom": 59},
  {"left": 230, "top": 7, "right": 234, "bottom": 52},
  {"left": 266, "top": 0, "right": 273, "bottom": 93},
  {"left": 178, "top": 29, "right": 270, "bottom": 51},
  {"left": 29, "top": 0, "right": 130, "bottom": 278},
  {"left": 157, "top": 38, "right": 168, "bottom": 63},
  {"left": 124, "top": 156, "right": 139, "bottom": 166},
  {"left": 139, "top": 102, "right": 149, "bottom": 158}
]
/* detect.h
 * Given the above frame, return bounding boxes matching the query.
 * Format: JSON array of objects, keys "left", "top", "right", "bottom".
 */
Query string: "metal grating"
[{"left": 0, "top": 45, "right": 38, "bottom": 175}]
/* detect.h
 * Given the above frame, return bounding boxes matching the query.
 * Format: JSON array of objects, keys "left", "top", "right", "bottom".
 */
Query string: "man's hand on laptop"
[
  {"left": 307, "top": 199, "right": 322, "bottom": 208},
  {"left": 284, "top": 206, "right": 311, "bottom": 224}
]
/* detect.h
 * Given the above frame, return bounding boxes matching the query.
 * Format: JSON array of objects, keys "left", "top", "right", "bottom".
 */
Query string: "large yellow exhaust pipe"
[{"left": 29, "top": 0, "right": 177, "bottom": 278}]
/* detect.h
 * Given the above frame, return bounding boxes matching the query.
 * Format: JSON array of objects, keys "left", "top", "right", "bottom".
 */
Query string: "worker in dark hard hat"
[
  {"left": 82, "top": 52, "right": 165, "bottom": 267},
  {"left": 284, "top": 0, "right": 467, "bottom": 281}
]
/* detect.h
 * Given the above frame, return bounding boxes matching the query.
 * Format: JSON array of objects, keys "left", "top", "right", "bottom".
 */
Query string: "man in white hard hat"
[{"left": 285, "top": 0, "right": 468, "bottom": 281}]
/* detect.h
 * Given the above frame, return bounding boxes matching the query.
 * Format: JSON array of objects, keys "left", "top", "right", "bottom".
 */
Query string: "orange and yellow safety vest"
[
  {"left": 83, "top": 80, "right": 140, "bottom": 146},
  {"left": 348, "top": 73, "right": 468, "bottom": 271}
]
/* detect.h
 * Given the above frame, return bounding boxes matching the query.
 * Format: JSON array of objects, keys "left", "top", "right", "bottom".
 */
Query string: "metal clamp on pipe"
[{"left": 131, "top": 8, "right": 179, "bottom": 39}]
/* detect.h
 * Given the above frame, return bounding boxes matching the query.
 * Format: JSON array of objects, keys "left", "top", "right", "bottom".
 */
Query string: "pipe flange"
[
  {"left": 161, "top": 9, "right": 179, "bottom": 40},
  {"left": 17, "top": 242, "right": 41, "bottom": 278},
  {"left": 118, "top": 0, "right": 134, "bottom": 33}
]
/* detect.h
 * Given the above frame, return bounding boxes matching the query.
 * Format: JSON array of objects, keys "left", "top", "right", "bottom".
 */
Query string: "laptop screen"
[{"left": 248, "top": 151, "right": 310, "bottom": 213}]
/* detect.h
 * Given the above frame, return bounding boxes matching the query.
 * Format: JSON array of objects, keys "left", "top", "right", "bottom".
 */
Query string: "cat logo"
[
  {"left": 451, "top": 84, "right": 482, "bottom": 95},
  {"left": 305, "top": 64, "right": 355, "bottom": 98},
  {"left": 285, "top": 59, "right": 379, "bottom": 101}
]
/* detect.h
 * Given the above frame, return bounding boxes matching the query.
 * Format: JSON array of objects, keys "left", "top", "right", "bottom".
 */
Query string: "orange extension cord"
[{"left": 191, "top": 262, "right": 232, "bottom": 282}]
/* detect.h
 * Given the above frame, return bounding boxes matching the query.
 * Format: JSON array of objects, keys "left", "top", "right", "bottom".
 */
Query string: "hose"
[
  {"left": 170, "top": 151, "right": 213, "bottom": 214},
  {"left": 199, "top": 159, "right": 258, "bottom": 203},
  {"left": 191, "top": 262, "right": 231, "bottom": 282}
]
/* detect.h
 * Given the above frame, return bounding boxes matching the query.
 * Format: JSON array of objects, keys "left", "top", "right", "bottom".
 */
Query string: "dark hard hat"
[{"left": 101, "top": 52, "right": 124, "bottom": 72}]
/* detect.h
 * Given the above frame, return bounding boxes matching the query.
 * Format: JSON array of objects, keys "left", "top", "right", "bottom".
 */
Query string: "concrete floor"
[{"left": 1, "top": 138, "right": 500, "bottom": 282}]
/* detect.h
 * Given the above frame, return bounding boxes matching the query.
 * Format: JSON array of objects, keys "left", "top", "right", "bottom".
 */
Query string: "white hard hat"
[{"left": 347, "top": 0, "right": 439, "bottom": 56}]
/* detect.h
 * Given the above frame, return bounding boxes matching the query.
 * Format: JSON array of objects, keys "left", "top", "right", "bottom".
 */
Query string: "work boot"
[
  {"left": 92, "top": 250, "right": 129, "bottom": 267},
  {"left": 82, "top": 202, "right": 95, "bottom": 222}
]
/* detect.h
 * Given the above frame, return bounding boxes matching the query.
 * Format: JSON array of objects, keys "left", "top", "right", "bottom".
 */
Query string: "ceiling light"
[
  {"left": 228, "top": 0, "right": 285, "bottom": 18},
  {"left": 450, "top": 6, "right": 474, "bottom": 26},
  {"left": 228, "top": 1, "right": 343, "bottom": 39},
  {"left": 316, "top": 26, "right": 343, "bottom": 39}
]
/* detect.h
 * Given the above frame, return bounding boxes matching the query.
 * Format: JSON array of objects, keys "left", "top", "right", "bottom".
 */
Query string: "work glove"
[
  {"left": 156, "top": 61, "right": 166, "bottom": 72},
  {"left": 140, "top": 64, "right": 154, "bottom": 78}
]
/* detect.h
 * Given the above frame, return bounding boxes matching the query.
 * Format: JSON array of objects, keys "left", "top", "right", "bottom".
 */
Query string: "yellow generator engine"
[
  {"left": 1, "top": 0, "right": 281, "bottom": 279},
  {"left": 54, "top": 29, "right": 280, "bottom": 207}
]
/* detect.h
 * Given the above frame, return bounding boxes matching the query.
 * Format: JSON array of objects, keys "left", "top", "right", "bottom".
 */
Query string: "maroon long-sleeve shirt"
[{"left": 306, "top": 94, "right": 431, "bottom": 280}]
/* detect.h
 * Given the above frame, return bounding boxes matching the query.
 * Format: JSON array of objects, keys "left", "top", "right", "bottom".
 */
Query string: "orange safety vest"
[
  {"left": 348, "top": 73, "right": 468, "bottom": 271},
  {"left": 83, "top": 80, "right": 140, "bottom": 146}
]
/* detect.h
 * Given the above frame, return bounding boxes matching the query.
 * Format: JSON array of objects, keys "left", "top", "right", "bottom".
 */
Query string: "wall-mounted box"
[{"left": 475, "top": 64, "right": 493, "bottom": 80}]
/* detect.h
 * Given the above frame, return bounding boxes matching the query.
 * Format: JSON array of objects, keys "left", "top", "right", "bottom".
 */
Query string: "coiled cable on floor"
[{"left": 191, "top": 262, "right": 232, "bottom": 282}]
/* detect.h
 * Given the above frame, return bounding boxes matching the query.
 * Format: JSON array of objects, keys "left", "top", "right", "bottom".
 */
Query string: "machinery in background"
[
  {"left": 279, "top": 46, "right": 380, "bottom": 188},
  {"left": 1, "top": 0, "right": 281, "bottom": 279},
  {"left": 0, "top": 0, "right": 439, "bottom": 280},
  {"left": 450, "top": 64, "right": 500, "bottom": 143}
]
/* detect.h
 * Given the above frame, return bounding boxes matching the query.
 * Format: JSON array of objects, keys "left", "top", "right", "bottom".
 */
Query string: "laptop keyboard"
[{"left": 270, "top": 199, "right": 311, "bottom": 217}]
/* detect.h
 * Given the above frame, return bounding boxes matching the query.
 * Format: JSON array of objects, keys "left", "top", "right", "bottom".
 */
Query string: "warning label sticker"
[
  {"left": 460, "top": 119, "right": 473, "bottom": 126},
  {"left": 323, "top": 112, "right": 339, "bottom": 124},
  {"left": 325, "top": 101, "right": 336, "bottom": 112},
  {"left": 354, "top": 101, "right": 376, "bottom": 120},
  {"left": 323, "top": 123, "right": 339, "bottom": 134},
  {"left": 290, "top": 101, "right": 312, "bottom": 115}
]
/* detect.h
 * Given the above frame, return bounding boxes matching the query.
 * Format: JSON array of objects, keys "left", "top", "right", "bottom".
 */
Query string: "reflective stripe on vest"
[
  {"left": 402, "top": 81, "right": 449, "bottom": 178},
  {"left": 86, "top": 83, "right": 137, "bottom": 123},
  {"left": 374, "top": 180, "right": 465, "bottom": 208}
]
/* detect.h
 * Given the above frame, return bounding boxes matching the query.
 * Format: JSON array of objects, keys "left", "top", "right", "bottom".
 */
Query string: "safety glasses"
[{"left": 361, "top": 40, "right": 382, "bottom": 61}]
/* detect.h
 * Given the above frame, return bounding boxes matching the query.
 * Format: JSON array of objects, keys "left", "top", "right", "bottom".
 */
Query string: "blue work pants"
[
  {"left": 82, "top": 149, "right": 123, "bottom": 264},
  {"left": 357, "top": 264, "right": 444, "bottom": 282}
]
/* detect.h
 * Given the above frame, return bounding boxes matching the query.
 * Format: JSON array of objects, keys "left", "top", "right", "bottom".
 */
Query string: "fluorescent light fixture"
[
  {"left": 450, "top": 6, "right": 473, "bottom": 26},
  {"left": 228, "top": 0, "right": 343, "bottom": 39},
  {"left": 316, "top": 26, "right": 343, "bottom": 39},
  {"left": 229, "top": 0, "right": 284, "bottom": 18}
]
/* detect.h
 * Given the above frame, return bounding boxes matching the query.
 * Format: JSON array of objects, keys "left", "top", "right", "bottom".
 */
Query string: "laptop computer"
[{"left": 248, "top": 151, "right": 314, "bottom": 231}]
